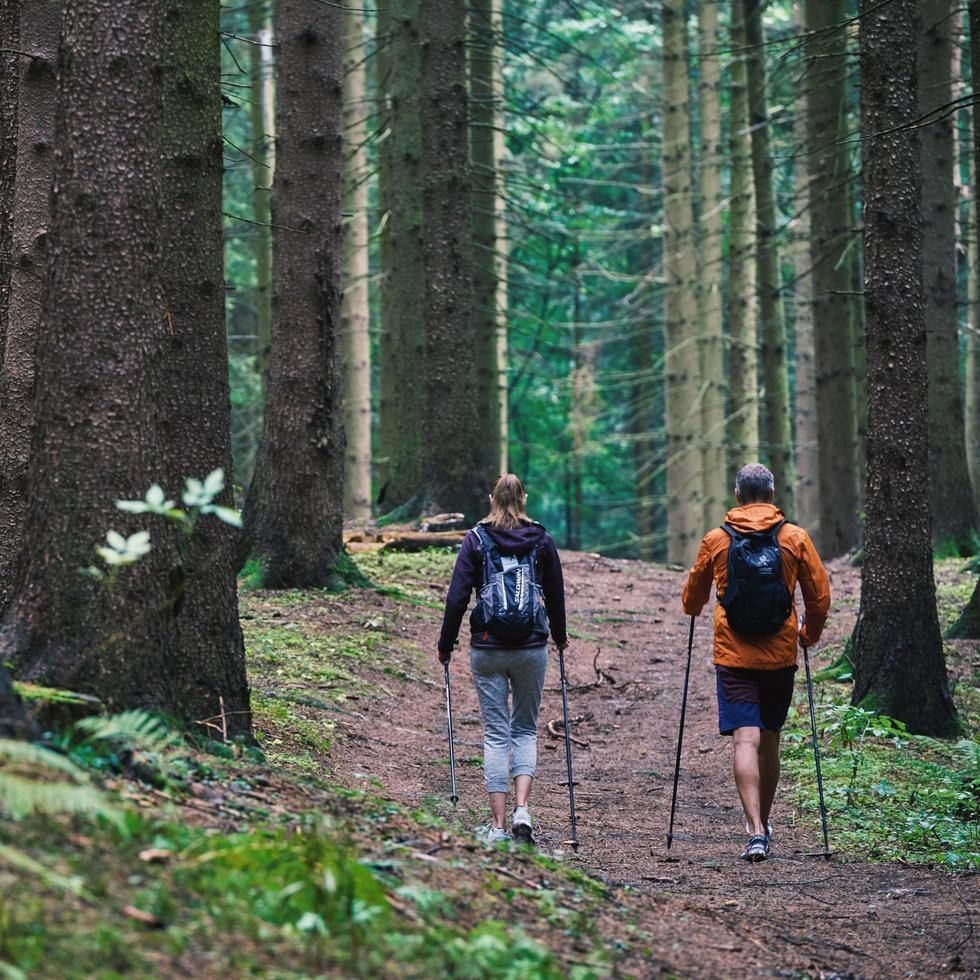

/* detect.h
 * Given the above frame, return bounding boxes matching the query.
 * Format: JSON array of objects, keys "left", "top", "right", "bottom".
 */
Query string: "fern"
[
  {"left": 0, "top": 843, "right": 83, "bottom": 895},
  {"left": 74, "top": 709, "right": 180, "bottom": 753}
]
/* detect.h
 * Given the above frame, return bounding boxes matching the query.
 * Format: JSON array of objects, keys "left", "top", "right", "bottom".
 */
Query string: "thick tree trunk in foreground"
[
  {"left": 920, "top": 0, "right": 977, "bottom": 548},
  {"left": 850, "top": 0, "right": 958, "bottom": 736},
  {"left": 970, "top": 1, "right": 980, "bottom": 517},
  {"left": 663, "top": 0, "right": 701, "bottom": 565},
  {"left": 743, "top": 0, "right": 792, "bottom": 505},
  {"left": 1, "top": 0, "right": 250, "bottom": 737},
  {"left": 158, "top": 0, "right": 250, "bottom": 736},
  {"left": 0, "top": 0, "right": 58, "bottom": 610},
  {"left": 0, "top": 0, "right": 19, "bottom": 370},
  {"left": 342, "top": 1, "right": 372, "bottom": 521},
  {"left": 727, "top": 0, "right": 759, "bottom": 462},
  {"left": 804, "top": 0, "right": 859, "bottom": 555},
  {"left": 377, "top": 0, "right": 425, "bottom": 513},
  {"left": 470, "top": 0, "right": 506, "bottom": 482},
  {"left": 0, "top": 664, "right": 28, "bottom": 737},
  {"left": 239, "top": 0, "right": 346, "bottom": 587},
  {"left": 697, "top": 0, "right": 727, "bottom": 526},
  {"left": 419, "top": 0, "right": 483, "bottom": 520}
]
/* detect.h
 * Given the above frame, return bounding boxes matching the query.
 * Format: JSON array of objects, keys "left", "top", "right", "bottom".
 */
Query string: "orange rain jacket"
[{"left": 681, "top": 503, "right": 831, "bottom": 670}]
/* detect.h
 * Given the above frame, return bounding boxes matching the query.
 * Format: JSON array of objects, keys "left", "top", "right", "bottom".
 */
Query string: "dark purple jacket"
[{"left": 437, "top": 521, "right": 567, "bottom": 655}]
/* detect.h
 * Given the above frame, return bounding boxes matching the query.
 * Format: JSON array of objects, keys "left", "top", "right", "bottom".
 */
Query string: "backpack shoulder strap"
[
  {"left": 720, "top": 522, "right": 739, "bottom": 540},
  {"left": 471, "top": 524, "right": 498, "bottom": 580}
]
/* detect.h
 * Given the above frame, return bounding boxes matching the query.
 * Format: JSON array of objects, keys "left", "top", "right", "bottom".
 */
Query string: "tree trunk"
[
  {"left": 792, "top": 17, "right": 818, "bottom": 533},
  {"left": 697, "top": 0, "right": 727, "bottom": 526},
  {"left": 804, "top": 0, "right": 860, "bottom": 555},
  {"left": 0, "top": 0, "right": 19, "bottom": 372},
  {"left": 850, "top": 0, "right": 958, "bottom": 736},
  {"left": 377, "top": 0, "right": 425, "bottom": 513},
  {"left": 743, "top": 0, "right": 792, "bottom": 505},
  {"left": 239, "top": 0, "right": 346, "bottom": 588},
  {"left": 157, "top": 0, "right": 251, "bottom": 736},
  {"left": 418, "top": 0, "right": 482, "bottom": 520},
  {"left": 0, "top": 663, "right": 28, "bottom": 738},
  {"left": 948, "top": 577, "right": 980, "bottom": 638},
  {"left": 342, "top": 1, "right": 372, "bottom": 521},
  {"left": 727, "top": 0, "right": 759, "bottom": 462},
  {"left": 0, "top": 0, "right": 58, "bottom": 610},
  {"left": 920, "top": 0, "right": 977, "bottom": 549},
  {"left": 0, "top": 0, "right": 250, "bottom": 737},
  {"left": 470, "top": 0, "right": 506, "bottom": 481},
  {"left": 964, "top": 13, "right": 979, "bottom": 516},
  {"left": 663, "top": 0, "right": 702, "bottom": 565},
  {"left": 247, "top": 0, "right": 274, "bottom": 395}
]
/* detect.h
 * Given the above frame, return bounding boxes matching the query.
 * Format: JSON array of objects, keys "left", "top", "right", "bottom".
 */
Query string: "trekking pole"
[
  {"left": 666, "top": 615, "right": 696, "bottom": 850},
  {"left": 801, "top": 638, "right": 831, "bottom": 860},
  {"left": 557, "top": 644, "right": 579, "bottom": 852},
  {"left": 443, "top": 662, "right": 459, "bottom": 805}
]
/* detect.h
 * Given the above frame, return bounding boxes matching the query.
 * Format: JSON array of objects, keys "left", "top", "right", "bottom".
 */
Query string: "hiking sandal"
[{"left": 741, "top": 834, "right": 769, "bottom": 862}]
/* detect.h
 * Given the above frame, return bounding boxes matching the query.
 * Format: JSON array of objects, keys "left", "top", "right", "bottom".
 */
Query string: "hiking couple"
[{"left": 438, "top": 464, "right": 830, "bottom": 861}]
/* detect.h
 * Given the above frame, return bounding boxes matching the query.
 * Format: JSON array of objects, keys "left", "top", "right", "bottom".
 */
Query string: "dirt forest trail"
[{"left": 325, "top": 551, "right": 979, "bottom": 978}]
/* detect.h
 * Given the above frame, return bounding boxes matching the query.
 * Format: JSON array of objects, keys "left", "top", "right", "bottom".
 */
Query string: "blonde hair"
[{"left": 484, "top": 474, "right": 529, "bottom": 530}]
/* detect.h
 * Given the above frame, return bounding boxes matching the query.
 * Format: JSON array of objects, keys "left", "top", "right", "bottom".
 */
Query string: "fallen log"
[{"left": 378, "top": 530, "right": 467, "bottom": 551}]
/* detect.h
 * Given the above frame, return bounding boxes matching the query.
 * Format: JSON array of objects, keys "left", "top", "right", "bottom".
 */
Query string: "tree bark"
[
  {"left": 470, "top": 0, "right": 506, "bottom": 481},
  {"left": 0, "top": 0, "right": 58, "bottom": 610},
  {"left": 743, "top": 0, "right": 792, "bottom": 505},
  {"left": 792, "top": 16, "right": 818, "bottom": 533},
  {"left": 247, "top": 0, "right": 274, "bottom": 397},
  {"left": 239, "top": 0, "right": 346, "bottom": 588},
  {"left": 342, "top": 1, "right": 372, "bottom": 521},
  {"left": 850, "top": 0, "right": 958, "bottom": 736},
  {"left": 727, "top": 0, "right": 759, "bottom": 463},
  {"left": 970, "top": 2, "right": 980, "bottom": 518},
  {"left": 697, "top": 0, "right": 727, "bottom": 526},
  {"left": 0, "top": 663, "right": 28, "bottom": 738},
  {"left": 157, "top": 0, "right": 251, "bottom": 737},
  {"left": 0, "top": 0, "right": 19, "bottom": 372},
  {"left": 663, "top": 0, "right": 702, "bottom": 565},
  {"left": 418, "top": 0, "right": 483, "bottom": 520},
  {"left": 377, "top": 0, "right": 425, "bottom": 513},
  {"left": 920, "top": 0, "right": 977, "bottom": 549},
  {"left": 803, "top": 0, "right": 860, "bottom": 555},
  {"left": 1, "top": 0, "right": 250, "bottom": 737}
]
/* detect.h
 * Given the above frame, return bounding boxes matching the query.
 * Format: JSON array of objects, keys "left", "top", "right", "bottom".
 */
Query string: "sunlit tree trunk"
[
  {"left": 850, "top": 0, "right": 958, "bottom": 736},
  {"left": 727, "top": 0, "right": 759, "bottom": 463},
  {"left": 663, "top": 0, "right": 702, "bottom": 565},
  {"left": 743, "top": 0, "right": 792, "bottom": 504},
  {"left": 470, "top": 0, "right": 506, "bottom": 480},
  {"left": 920, "top": 0, "right": 977, "bottom": 548},
  {"left": 803, "top": 0, "right": 859, "bottom": 554},
  {"left": 1, "top": 0, "right": 251, "bottom": 738},
  {"left": 697, "top": 0, "right": 726, "bottom": 525},
  {"left": 239, "top": 0, "right": 346, "bottom": 587},
  {"left": 791, "top": 20, "right": 818, "bottom": 531},
  {"left": 377, "top": 0, "right": 425, "bottom": 513},
  {"left": 0, "top": 0, "right": 58, "bottom": 609},
  {"left": 342, "top": 1, "right": 372, "bottom": 521},
  {"left": 418, "top": 0, "right": 483, "bottom": 519},
  {"left": 247, "top": 0, "right": 274, "bottom": 391}
]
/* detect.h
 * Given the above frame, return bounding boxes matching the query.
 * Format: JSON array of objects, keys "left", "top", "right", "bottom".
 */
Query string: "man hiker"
[{"left": 681, "top": 463, "right": 831, "bottom": 861}]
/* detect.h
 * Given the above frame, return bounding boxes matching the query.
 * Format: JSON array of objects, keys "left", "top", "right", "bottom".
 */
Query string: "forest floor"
[{"left": 2, "top": 546, "right": 978, "bottom": 978}]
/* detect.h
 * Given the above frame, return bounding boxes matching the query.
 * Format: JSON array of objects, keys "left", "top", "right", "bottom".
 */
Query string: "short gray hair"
[{"left": 735, "top": 463, "right": 775, "bottom": 503}]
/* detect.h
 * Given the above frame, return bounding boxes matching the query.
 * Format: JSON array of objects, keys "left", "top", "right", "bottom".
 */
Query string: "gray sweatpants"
[{"left": 470, "top": 645, "right": 548, "bottom": 793}]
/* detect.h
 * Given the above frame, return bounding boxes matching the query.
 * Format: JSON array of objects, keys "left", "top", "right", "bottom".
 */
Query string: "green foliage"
[{"left": 783, "top": 697, "right": 980, "bottom": 867}]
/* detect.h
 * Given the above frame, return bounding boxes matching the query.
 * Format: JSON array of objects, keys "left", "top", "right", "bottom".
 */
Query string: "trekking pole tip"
[{"left": 450, "top": 795, "right": 459, "bottom": 805}]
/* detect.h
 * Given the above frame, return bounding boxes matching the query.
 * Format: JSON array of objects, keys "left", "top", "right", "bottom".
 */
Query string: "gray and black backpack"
[{"left": 471, "top": 525, "right": 549, "bottom": 641}]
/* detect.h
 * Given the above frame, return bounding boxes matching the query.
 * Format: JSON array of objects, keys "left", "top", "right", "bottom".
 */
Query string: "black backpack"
[
  {"left": 471, "top": 525, "right": 549, "bottom": 641},
  {"left": 719, "top": 520, "right": 792, "bottom": 636}
]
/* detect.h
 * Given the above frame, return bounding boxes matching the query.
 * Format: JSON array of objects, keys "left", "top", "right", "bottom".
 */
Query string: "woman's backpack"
[
  {"left": 718, "top": 521, "right": 792, "bottom": 636},
  {"left": 471, "top": 525, "right": 549, "bottom": 641}
]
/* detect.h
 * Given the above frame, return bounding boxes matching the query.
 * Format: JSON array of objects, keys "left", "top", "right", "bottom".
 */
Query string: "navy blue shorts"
[{"left": 716, "top": 665, "right": 797, "bottom": 736}]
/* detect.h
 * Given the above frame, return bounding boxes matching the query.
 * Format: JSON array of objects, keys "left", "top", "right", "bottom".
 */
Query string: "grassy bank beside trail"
[{"left": 782, "top": 558, "right": 980, "bottom": 868}]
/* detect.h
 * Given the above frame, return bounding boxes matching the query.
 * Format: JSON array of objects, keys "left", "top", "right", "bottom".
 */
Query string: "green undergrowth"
[
  {"left": 353, "top": 548, "right": 456, "bottom": 607},
  {"left": 783, "top": 692, "right": 980, "bottom": 868}
]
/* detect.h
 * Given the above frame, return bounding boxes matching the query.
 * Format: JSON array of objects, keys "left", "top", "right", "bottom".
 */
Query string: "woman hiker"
[{"left": 437, "top": 474, "right": 569, "bottom": 845}]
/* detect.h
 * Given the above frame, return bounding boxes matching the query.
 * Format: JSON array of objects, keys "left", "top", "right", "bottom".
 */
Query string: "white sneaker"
[
  {"left": 481, "top": 826, "right": 510, "bottom": 846},
  {"left": 511, "top": 806, "right": 533, "bottom": 844}
]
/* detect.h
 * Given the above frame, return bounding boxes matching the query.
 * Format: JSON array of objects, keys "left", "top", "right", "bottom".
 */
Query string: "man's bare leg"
[
  {"left": 759, "top": 729, "right": 781, "bottom": 828},
  {"left": 733, "top": 726, "right": 765, "bottom": 835}
]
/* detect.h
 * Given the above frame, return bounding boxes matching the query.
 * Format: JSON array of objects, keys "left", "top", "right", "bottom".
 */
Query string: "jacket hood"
[
  {"left": 478, "top": 520, "right": 547, "bottom": 557},
  {"left": 722, "top": 502, "right": 786, "bottom": 534}
]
